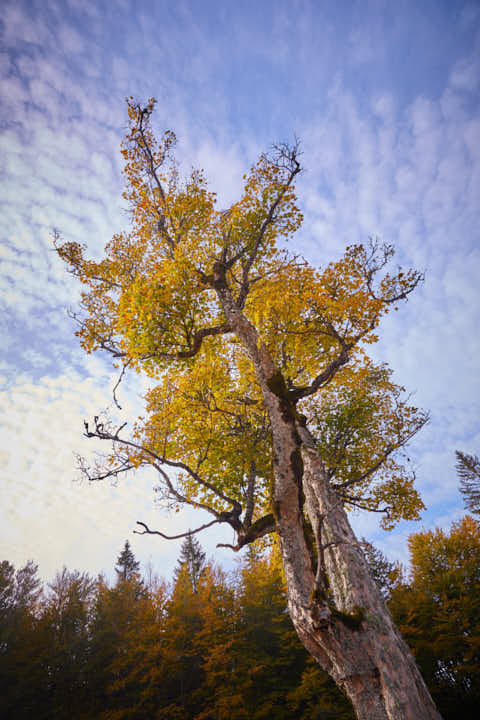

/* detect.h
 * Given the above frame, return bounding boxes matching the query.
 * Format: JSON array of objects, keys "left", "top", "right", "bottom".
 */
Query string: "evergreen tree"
[
  {"left": 115, "top": 540, "right": 141, "bottom": 583},
  {"left": 0, "top": 560, "right": 44, "bottom": 720},
  {"left": 41, "top": 568, "right": 95, "bottom": 719},
  {"left": 174, "top": 535, "right": 206, "bottom": 594},
  {"left": 361, "top": 538, "right": 402, "bottom": 600},
  {"left": 457, "top": 450, "right": 480, "bottom": 515}
]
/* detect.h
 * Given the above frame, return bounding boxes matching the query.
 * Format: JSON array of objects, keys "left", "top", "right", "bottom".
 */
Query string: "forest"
[{"left": 1, "top": 513, "right": 479, "bottom": 720}]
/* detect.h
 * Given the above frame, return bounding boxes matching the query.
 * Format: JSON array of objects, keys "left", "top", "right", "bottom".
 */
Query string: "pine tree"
[
  {"left": 456, "top": 450, "right": 480, "bottom": 515},
  {"left": 174, "top": 535, "right": 206, "bottom": 594},
  {"left": 115, "top": 540, "right": 141, "bottom": 583},
  {"left": 0, "top": 560, "right": 44, "bottom": 720},
  {"left": 361, "top": 538, "right": 402, "bottom": 600}
]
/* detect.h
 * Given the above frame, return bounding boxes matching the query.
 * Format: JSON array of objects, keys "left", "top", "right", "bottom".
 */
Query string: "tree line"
[{"left": 1, "top": 515, "right": 479, "bottom": 720}]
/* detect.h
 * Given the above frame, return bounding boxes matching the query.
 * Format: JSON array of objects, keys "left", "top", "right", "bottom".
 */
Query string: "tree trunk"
[
  {"left": 276, "top": 422, "right": 442, "bottom": 720},
  {"left": 214, "top": 275, "right": 442, "bottom": 719}
]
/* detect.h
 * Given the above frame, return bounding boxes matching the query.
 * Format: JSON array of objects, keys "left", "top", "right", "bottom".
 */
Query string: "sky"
[{"left": 0, "top": 0, "right": 479, "bottom": 584}]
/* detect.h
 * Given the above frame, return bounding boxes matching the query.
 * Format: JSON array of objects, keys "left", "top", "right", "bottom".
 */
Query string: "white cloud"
[{"left": 1, "top": 0, "right": 479, "bottom": 578}]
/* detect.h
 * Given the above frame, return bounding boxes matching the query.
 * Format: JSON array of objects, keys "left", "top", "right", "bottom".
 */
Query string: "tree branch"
[
  {"left": 112, "top": 359, "right": 131, "bottom": 410},
  {"left": 83, "top": 415, "right": 243, "bottom": 520},
  {"left": 291, "top": 347, "right": 350, "bottom": 401},
  {"left": 134, "top": 519, "right": 220, "bottom": 539},
  {"left": 236, "top": 143, "right": 301, "bottom": 309},
  {"left": 176, "top": 322, "right": 232, "bottom": 358},
  {"left": 217, "top": 513, "right": 276, "bottom": 551}
]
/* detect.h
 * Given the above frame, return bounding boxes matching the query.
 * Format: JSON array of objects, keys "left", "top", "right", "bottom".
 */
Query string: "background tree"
[
  {"left": 456, "top": 451, "right": 480, "bottom": 515},
  {"left": 361, "top": 539, "right": 402, "bottom": 601},
  {"left": 389, "top": 515, "right": 480, "bottom": 719},
  {"left": 116, "top": 540, "right": 141, "bottom": 582},
  {"left": 56, "top": 99, "right": 439, "bottom": 719},
  {"left": 0, "top": 561, "right": 45, "bottom": 720},
  {"left": 40, "top": 568, "right": 95, "bottom": 719},
  {"left": 87, "top": 542, "right": 147, "bottom": 717},
  {"left": 174, "top": 534, "right": 206, "bottom": 594}
]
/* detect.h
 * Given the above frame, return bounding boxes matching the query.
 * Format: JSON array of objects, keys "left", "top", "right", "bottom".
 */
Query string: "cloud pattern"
[{"left": 0, "top": 0, "right": 479, "bottom": 577}]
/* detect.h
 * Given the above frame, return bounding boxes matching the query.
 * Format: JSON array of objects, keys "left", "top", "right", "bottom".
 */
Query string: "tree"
[
  {"left": 115, "top": 540, "right": 141, "bottom": 582},
  {"left": 174, "top": 535, "right": 206, "bottom": 594},
  {"left": 0, "top": 560, "right": 45, "bottom": 719},
  {"left": 361, "top": 539, "right": 402, "bottom": 601},
  {"left": 456, "top": 451, "right": 480, "bottom": 515},
  {"left": 56, "top": 98, "right": 440, "bottom": 719},
  {"left": 160, "top": 558, "right": 209, "bottom": 717},
  {"left": 389, "top": 516, "right": 480, "bottom": 719},
  {"left": 41, "top": 568, "right": 95, "bottom": 719}
]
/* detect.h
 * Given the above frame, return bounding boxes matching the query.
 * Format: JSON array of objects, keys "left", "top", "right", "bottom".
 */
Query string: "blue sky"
[{"left": 1, "top": 0, "right": 479, "bottom": 582}]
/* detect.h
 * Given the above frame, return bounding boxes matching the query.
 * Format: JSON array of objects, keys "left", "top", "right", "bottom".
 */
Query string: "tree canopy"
[
  {"left": 56, "top": 98, "right": 427, "bottom": 547},
  {"left": 389, "top": 515, "right": 480, "bottom": 719}
]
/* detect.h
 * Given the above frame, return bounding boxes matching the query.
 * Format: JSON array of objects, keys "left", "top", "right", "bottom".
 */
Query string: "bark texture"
[
  {"left": 269, "top": 390, "right": 441, "bottom": 720},
  {"left": 215, "top": 273, "right": 442, "bottom": 720}
]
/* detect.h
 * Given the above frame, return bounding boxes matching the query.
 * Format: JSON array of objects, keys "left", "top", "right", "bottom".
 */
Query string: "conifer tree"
[
  {"left": 0, "top": 561, "right": 44, "bottom": 720},
  {"left": 456, "top": 450, "right": 480, "bottom": 515},
  {"left": 174, "top": 535, "right": 206, "bottom": 594},
  {"left": 361, "top": 539, "right": 402, "bottom": 600},
  {"left": 115, "top": 540, "right": 141, "bottom": 583}
]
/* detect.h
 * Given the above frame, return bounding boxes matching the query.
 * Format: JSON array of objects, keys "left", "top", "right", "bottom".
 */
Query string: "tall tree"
[
  {"left": 456, "top": 451, "right": 480, "bottom": 515},
  {"left": 0, "top": 560, "right": 45, "bottom": 719},
  {"left": 174, "top": 535, "right": 206, "bottom": 593},
  {"left": 41, "top": 568, "right": 95, "bottom": 719},
  {"left": 389, "top": 516, "right": 480, "bottom": 719},
  {"left": 115, "top": 540, "right": 141, "bottom": 582},
  {"left": 56, "top": 98, "right": 439, "bottom": 719}
]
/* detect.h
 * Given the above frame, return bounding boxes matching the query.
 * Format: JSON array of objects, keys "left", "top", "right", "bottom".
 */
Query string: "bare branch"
[
  {"left": 112, "top": 360, "right": 131, "bottom": 410},
  {"left": 134, "top": 105, "right": 177, "bottom": 250},
  {"left": 82, "top": 415, "right": 243, "bottom": 519},
  {"left": 134, "top": 519, "right": 220, "bottom": 539},
  {"left": 362, "top": 237, "right": 424, "bottom": 303},
  {"left": 76, "top": 452, "right": 134, "bottom": 484},
  {"left": 236, "top": 143, "right": 302, "bottom": 309}
]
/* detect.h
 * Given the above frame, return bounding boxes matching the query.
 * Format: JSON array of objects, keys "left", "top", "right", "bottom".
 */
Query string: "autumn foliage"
[
  {"left": 1, "top": 517, "right": 480, "bottom": 719},
  {"left": 55, "top": 98, "right": 427, "bottom": 542}
]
